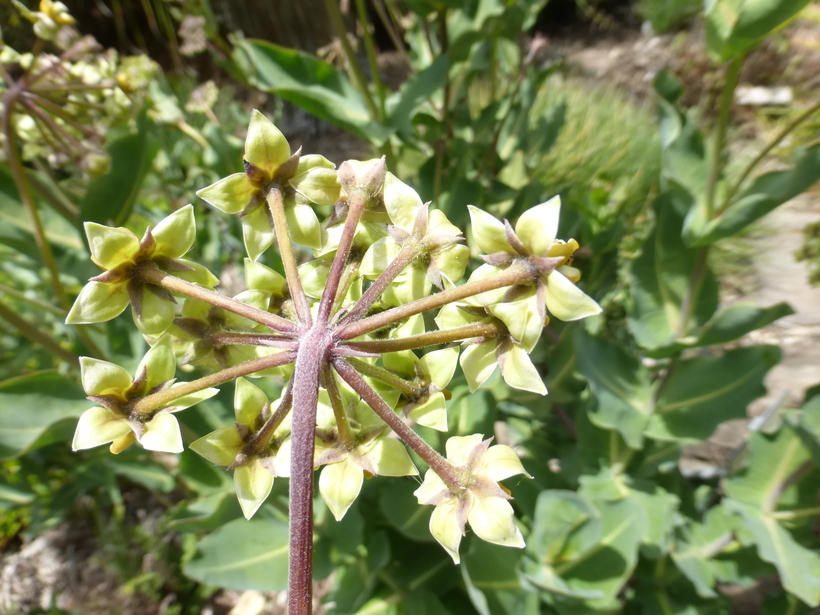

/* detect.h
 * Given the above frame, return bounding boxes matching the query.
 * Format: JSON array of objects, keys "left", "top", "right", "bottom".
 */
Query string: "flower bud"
[{"left": 81, "top": 149, "right": 111, "bottom": 177}]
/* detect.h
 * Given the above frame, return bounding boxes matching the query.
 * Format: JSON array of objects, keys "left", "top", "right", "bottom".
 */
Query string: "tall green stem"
[{"left": 704, "top": 56, "right": 743, "bottom": 218}]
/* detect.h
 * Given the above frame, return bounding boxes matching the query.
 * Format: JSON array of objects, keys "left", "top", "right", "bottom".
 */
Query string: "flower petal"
[
  {"left": 460, "top": 342, "right": 498, "bottom": 392},
  {"left": 474, "top": 444, "right": 531, "bottom": 482},
  {"left": 245, "top": 258, "right": 287, "bottom": 293},
  {"left": 242, "top": 206, "right": 274, "bottom": 262},
  {"left": 66, "top": 281, "right": 129, "bottom": 325},
  {"left": 545, "top": 270, "right": 602, "bottom": 322},
  {"left": 499, "top": 343, "right": 547, "bottom": 396},
  {"left": 139, "top": 412, "right": 183, "bottom": 453},
  {"left": 429, "top": 500, "right": 464, "bottom": 564},
  {"left": 137, "top": 334, "right": 176, "bottom": 391},
  {"left": 234, "top": 377, "right": 268, "bottom": 426},
  {"left": 487, "top": 291, "right": 544, "bottom": 352},
  {"left": 467, "top": 206, "right": 512, "bottom": 254},
  {"left": 84, "top": 223, "right": 139, "bottom": 270},
  {"left": 245, "top": 109, "right": 291, "bottom": 173},
  {"left": 284, "top": 201, "right": 322, "bottom": 249},
  {"left": 319, "top": 457, "right": 363, "bottom": 521},
  {"left": 514, "top": 196, "right": 560, "bottom": 257},
  {"left": 383, "top": 172, "right": 423, "bottom": 230},
  {"left": 366, "top": 438, "right": 418, "bottom": 476},
  {"left": 421, "top": 347, "right": 459, "bottom": 390},
  {"left": 196, "top": 173, "right": 256, "bottom": 215},
  {"left": 132, "top": 286, "right": 176, "bottom": 336},
  {"left": 291, "top": 155, "right": 340, "bottom": 205},
  {"left": 467, "top": 496, "right": 524, "bottom": 549},
  {"left": 234, "top": 459, "right": 275, "bottom": 519},
  {"left": 445, "top": 434, "right": 484, "bottom": 467},
  {"left": 189, "top": 426, "right": 243, "bottom": 466},
  {"left": 414, "top": 469, "right": 448, "bottom": 505},
  {"left": 72, "top": 406, "right": 131, "bottom": 451},
  {"left": 409, "top": 393, "right": 448, "bottom": 432},
  {"left": 153, "top": 205, "right": 196, "bottom": 258},
  {"left": 80, "top": 357, "right": 132, "bottom": 396}
]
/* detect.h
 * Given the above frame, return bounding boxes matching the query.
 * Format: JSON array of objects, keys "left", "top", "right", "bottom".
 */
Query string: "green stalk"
[
  {"left": 336, "top": 259, "right": 536, "bottom": 340},
  {"left": 134, "top": 263, "right": 298, "bottom": 334},
  {"left": 345, "top": 357, "right": 423, "bottom": 398},
  {"left": 267, "top": 185, "right": 313, "bottom": 326},
  {"left": 704, "top": 56, "right": 743, "bottom": 218},
  {"left": 0, "top": 300, "right": 79, "bottom": 367},
  {"left": 721, "top": 99, "right": 820, "bottom": 212},
  {"left": 2, "top": 93, "right": 72, "bottom": 312},
  {"left": 323, "top": 0, "right": 380, "bottom": 121},
  {"left": 355, "top": 0, "right": 387, "bottom": 119},
  {"left": 130, "top": 350, "right": 296, "bottom": 417},
  {"left": 344, "top": 322, "right": 501, "bottom": 353}
]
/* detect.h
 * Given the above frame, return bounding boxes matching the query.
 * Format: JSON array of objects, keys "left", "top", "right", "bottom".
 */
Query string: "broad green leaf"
[
  {"left": 387, "top": 54, "right": 449, "bottom": 139},
  {"left": 547, "top": 497, "right": 646, "bottom": 614},
  {"left": 627, "top": 191, "right": 718, "bottom": 351},
  {"left": 525, "top": 490, "right": 602, "bottom": 567},
  {"left": 0, "top": 167, "right": 84, "bottom": 255},
  {"left": 105, "top": 459, "right": 176, "bottom": 492},
  {"left": 80, "top": 112, "right": 159, "bottom": 226},
  {"left": 575, "top": 333, "right": 652, "bottom": 449},
  {"left": 724, "top": 499, "right": 820, "bottom": 606},
  {"left": 706, "top": 0, "right": 813, "bottom": 61},
  {"left": 233, "top": 39, "right": 391, "bottom": 145},
  {"left": 0, "top": 372, "right": 89, "bottom": 460},
  {"left": 328, "top": 530, "right": 390, "bottom": 613},
  {"left": 184, "top": 515, "right": 289, "bottom": 591},
  {"left": 724, "top": 421, "right": 812, "bottom": 510},
  {"left": 463, "top": 540, "right": 538, "bottom": 615},
  {"left": 672, "top": 506, "right": 738, "bottom": 599},
  {"left": 378, "top": 479, "right": 434, "bottom": 542},
  {"left": 789, "top": 396, "right": 820, "bottom": 466},
  {"left": 628, "top": 482, "right": 680, "bottom": 558},
  {"left": 695, "top": 302, "right": 794, "bottom": 347},
  {"left": 649, "top": 346, "right": 780, "bottom": 442},
  {"left": 694, "top": 144, "right": 820, "bottom": 245}
]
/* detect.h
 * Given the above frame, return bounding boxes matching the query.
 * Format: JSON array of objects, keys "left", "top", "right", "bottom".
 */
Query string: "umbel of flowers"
[{"left": 67, "top": 111, "right": 601, "bottom": 614}]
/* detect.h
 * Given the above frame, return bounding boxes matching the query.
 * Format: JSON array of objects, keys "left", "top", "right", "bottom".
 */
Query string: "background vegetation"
[{"left": 1, "top": 0, "right": 819, "bottom": 613}]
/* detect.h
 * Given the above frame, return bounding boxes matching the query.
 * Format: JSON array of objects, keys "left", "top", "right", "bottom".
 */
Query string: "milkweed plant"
[{"left": 66, "top": 110, "right": 601, "bottom": 614}]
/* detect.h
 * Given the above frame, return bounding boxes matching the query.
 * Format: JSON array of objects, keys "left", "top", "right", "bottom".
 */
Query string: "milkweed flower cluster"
[{"left": 67, "top": 110, "right": 601, "bottom": 567}]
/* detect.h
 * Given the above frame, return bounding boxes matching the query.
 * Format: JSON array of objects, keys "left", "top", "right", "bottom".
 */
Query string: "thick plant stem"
[
  {"left": 336, "top": 260, "right": 535, "bottom": 340},
  {"left": 135, "top": 263, "right": 298, "bottom": 335},
  {"left": 130, "top": 350, "right": 297, "bottom": 417},
  {"left": 333, "top": 358, "right": 465, "bottom": 492},
  {"left": 318, "top": 193, "right": 369, "bottom": 324},
  {"left": 288, "top": 327, "right": 329, "bottom": 615},
  {"left": 267, "top": 186, "right": 312, "bottom": 326},
  {"left": 339, "top": 239, "right": 420, "bottom": 325},
  {"left": 344, "top": 322, "right": 501, "bottom": 353},
  {"left": 0, "top": 301, "right": 79, "bottom": 367}
]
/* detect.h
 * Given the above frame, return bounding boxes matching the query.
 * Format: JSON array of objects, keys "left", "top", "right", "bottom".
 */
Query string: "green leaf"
[
  {"left": 0, "top": 372, "right": 89, "bottom": 460},
  {"left": 627, "top": 191, "right": 718, "bottom": 351},
  {"left": 672, "top": 506, "right": 738, "bottom": 598},
  {"left": 649, "top": 346, "right": 780, "bottom": 442},
  {"left": 80, "top": 112, "right": 159, "bottom": 226},
  {"left": 694, "top": 144, "right": 820, "bottom": 245},
  {"left": 628, "top": 481, "right": 680, "bottom": 558},
  {"left": 724, "top": 421, "right": 812, "bottom": 510},
  {"left": 575, "top": 333, "right": 653, "bottom": 449},
  {"left": 463, "top": 539, "right": 538, "bottom": 615},
  {"left": 547, "top": 497, "right": 646, "bottom": 613},
  {"left": 387, "top": 54, "right": 449, "bottom": 139},
  {"left": 695, "top": 302, "right": 794, "bottom": 347},
  {"left": 184, "top": 515, "right": 289, "bottom": 591},
  {"left": 234, "top": 39, "right": 391, "bottom": 145},
  {"left": 706, "top": 0, "right": 813, "bottom": 61},
  {"left": 105, "top": 459, "right": 175, "bottom": 492},
  {"left": 724, "top": 499, "right": 820, "bottom": 606}
]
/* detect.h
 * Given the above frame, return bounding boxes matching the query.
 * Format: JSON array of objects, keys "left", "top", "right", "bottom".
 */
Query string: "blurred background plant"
[{"left": 1, "top": 0, "right": 820, "bottom": 613}]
